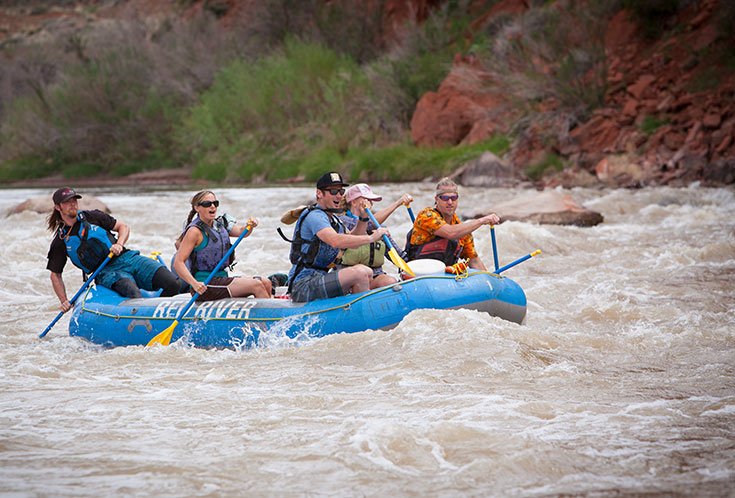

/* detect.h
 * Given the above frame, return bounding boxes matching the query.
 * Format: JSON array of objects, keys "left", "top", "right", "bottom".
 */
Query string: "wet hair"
[{"left": 176, "top": 190, "right": 216, "bottom": 245}]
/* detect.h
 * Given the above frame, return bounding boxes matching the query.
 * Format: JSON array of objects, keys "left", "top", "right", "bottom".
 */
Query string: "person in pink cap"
[{"left": 336, "top": 183, "right": 413, "bottom": 289}]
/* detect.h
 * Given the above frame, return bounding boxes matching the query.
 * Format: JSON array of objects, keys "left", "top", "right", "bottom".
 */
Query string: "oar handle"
[
  {"left": 496, "top": 250, "right": 541, "bottom": 274},
  {"left": 173, "top": 223, "right": 254, "bottom": 322},
  {"left": 40, "top": 251, "right": 115, "bottom": 338},
  {"left": 405, "top": 204, "right": 415, "bottom": 223}
]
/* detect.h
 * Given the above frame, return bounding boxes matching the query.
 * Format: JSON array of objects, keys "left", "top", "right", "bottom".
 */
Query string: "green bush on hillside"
[{"left": 179, "top": 38, "right": 382, "bottom": 181}]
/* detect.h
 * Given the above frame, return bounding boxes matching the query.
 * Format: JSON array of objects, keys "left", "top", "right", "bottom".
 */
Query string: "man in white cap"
[
  {"left": 406, "top": 177, "right": 500, "bottom": 270},
  {"left": 46, "top": 187, "right": 181, "bottom": 312},
  {"left": 336, "top": 183, "right": 413, "bottom": 289},
  {"left": 287, "top": 172, "right": 389, "bottom": 302}
]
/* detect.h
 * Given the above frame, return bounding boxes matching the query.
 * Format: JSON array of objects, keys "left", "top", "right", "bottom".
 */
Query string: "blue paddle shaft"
[
  {"left": 496, "top": 253, "right": 533, "bottom": 274},
  {"left": 490, "top": 226, "right": 499, "bottom": 272},
  {"left": 407, "top": 206, "right": 415, "bottom": 223},
  {"left": 172, "top": 224, "right": 253, "bottom": 323},
  {"left": 364, "top": 208, "right": 393, "bottom": 251},
  {"left": 40, "top": 252, "right": 114, "bottom": 338}
]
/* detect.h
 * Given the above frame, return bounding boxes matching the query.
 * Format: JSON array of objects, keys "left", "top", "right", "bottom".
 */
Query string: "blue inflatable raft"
[{"left": 68, "top": 270, "right": 526, "bottom": 348}]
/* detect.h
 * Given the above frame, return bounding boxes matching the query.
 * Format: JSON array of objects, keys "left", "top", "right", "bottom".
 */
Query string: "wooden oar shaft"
[{"left": 40, "top": 251, "right": 115, "bottom": 338}]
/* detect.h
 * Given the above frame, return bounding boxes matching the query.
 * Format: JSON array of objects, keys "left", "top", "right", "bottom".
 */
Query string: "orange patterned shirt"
[{"left": 409, "top": 207, "right": 477, "bottom": 260}]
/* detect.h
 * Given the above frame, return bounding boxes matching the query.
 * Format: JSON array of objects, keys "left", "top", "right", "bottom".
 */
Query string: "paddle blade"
[
  {"left": 388, "top": 247, "right": 415, "bottom": 277},
  {"left": 146, "top": 320, "right": 178, "bottom": 347}
]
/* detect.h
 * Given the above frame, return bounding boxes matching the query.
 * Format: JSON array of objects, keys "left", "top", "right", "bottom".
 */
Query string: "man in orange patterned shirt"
[{"left": 406, "top": 178, "right": 500, "bottom": 270}]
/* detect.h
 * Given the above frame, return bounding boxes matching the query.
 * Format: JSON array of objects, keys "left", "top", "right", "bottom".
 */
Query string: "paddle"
[
  {"left": 405, "top": 204, "right": 415, "bottom": 223},
  {"left": 40, "top": 251, "right": 115, "bottom": 338},
  {"left": 496, "top": 250, "right": 541, "bottom": 274},
  {"left": 146, "top": 223, "right": 254, "bottom": 347},
  {"left": 365, "top": 207, "right": 415, "bottom": 277},
  {"left": 490, "top": 225, "right": 500, "bottom": 272},
  {"left": 150, "top": 251, "right": 167, "bottom": 268}
]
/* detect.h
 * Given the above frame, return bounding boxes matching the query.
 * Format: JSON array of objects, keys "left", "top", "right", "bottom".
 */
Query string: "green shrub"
[
  {"left": 180, "top": 38, "right": 382, "bottom": 180},
  {"left": 639, "top": 114, "right": 669, "bottom": 135}
]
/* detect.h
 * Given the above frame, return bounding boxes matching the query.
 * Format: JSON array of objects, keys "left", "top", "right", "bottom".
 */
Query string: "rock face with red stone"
[{"left": 409, "top": 0, "right": 734, "bottom": 188}]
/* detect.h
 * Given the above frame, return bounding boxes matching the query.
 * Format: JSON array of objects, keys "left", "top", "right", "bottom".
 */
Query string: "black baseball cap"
[
  {"left": 52, "top": 187, "right": 82, "bottom": 204},
  {"left": 316, "top": 171, "right": 349, "bottom": 189}
]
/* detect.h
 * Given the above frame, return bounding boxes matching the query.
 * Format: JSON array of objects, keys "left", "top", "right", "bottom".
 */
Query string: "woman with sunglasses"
[
  {"left": 405, "top": 178, "right": 500, "bottom": 270},
  {"left": 173, "top": 190, "right": 271, "bottom": 301}
]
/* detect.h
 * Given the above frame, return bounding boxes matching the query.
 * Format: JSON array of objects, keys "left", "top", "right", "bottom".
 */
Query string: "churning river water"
[{"left": 0, "top": 184, "right": 733, "bottom": 497}]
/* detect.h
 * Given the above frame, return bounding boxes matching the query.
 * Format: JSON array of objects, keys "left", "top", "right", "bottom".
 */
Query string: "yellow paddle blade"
[
  {"left": 146, "top": 320, "right": 178, "bottom": 347},
  {"left": 388, "top": 247, "right": 415, "bottom": 277}
]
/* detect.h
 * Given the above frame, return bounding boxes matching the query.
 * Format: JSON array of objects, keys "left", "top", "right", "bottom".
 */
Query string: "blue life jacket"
[
  {"left": 59, "top": 212, "right": 117, "bottom": 274},
  {"left": 185, "top": 216, "right": 234, "bottom": 280}
]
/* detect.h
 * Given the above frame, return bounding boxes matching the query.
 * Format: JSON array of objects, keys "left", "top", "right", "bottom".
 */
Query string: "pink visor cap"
[{"left": 345, "top": 183, "right": 382, "bottom": 203}]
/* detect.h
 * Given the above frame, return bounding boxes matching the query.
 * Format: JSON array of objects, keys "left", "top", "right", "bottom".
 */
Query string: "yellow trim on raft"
[{"left": 79, "top": 271, "right": 501, "bottom": 323}]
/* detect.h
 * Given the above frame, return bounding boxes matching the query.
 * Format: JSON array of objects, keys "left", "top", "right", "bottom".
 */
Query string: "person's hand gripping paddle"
[
  {"left": 147, "top": 223, "right": 254, "bottom": 347},
  {"left": 40, "top": 251, "right": 115, "bottom": 339},
  {"left": 365, "top": 207, "right": 414, "bottom": 277}
]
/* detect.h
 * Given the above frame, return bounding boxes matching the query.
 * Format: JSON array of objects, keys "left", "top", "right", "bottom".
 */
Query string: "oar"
[
  {"left": 490, "top": 225, "right": 499, "bottom": 272},
  {"left": 147, "top": 223, "right": 254, "bottom": 347},
  {"left": 405, "top": 204, "right": 415, "bottom": 223},
  {"left": 365, "top": 208, "right": 415, "bottom": 277},
  {"left": 496, "top": 250, "right": 541, "bottom": 274},
  {"left": 40, "top": 251, "right": 115, "bottom": 338}
]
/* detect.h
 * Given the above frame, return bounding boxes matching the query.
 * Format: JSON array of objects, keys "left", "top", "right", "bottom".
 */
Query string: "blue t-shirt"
[{"left": 288, "top": 209, "right": 343, "bottom": 283}]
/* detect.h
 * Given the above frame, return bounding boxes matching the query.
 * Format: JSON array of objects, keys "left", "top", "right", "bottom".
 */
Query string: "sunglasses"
[
  {"left": 197, "top": 200, "right": 220, "bottom": 208},
  {"left": 322, "top": 188, "right": 345, "bottom": 196},
  {"left": 437, "top": 194, "right": 458, "bottom": 202}
]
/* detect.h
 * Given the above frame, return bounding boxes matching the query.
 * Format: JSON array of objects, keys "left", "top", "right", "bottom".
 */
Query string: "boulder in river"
[
  {"left": 465, "top": 190, "right": 603, "bottom": 227},
  {"left": 9, "top": 194, "right": 110, "bottom": 216}
]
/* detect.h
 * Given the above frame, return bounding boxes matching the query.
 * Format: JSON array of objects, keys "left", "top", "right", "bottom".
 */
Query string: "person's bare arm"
[
  {"left": 373, "top": 194, "right": 413, "bottom": 224},
  {"left": 229, "top": 217, "right": 258, "bottom": 237},
  {"left": 316, "top": 226, "right": 388, "bottom": 250},
  {"left": 174, "top": 228, "right": 206, "bottom": 295},
  {"left": 434, "top": 213, "right": 500, "bottom": 240},
  {"left": 110, "top": 220, "right": 129, "bottom": 256},
  {"left": 50, "top": 272, "right": 72, "bottom": 312}
]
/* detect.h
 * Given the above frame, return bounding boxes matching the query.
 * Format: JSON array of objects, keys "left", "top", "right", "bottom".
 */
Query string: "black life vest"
[{"left": 284, "top": 206, "right": 345, "bottom": 290}]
